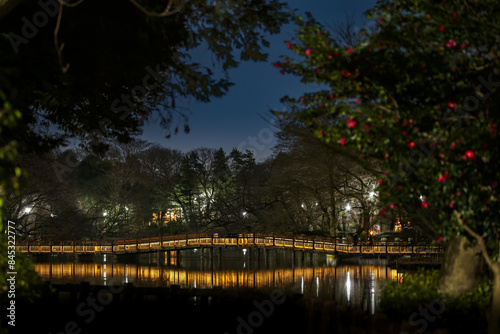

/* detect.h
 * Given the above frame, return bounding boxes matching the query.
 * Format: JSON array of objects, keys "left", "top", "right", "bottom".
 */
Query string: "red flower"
[
  {"left": 460, "top": 43, "right": 466, "bottom": 49},
  {"left": 340, "top": 138, "right": 345, "bottom": 146},
  {"left": 450, "top": 142, "right": 456, "bottom": 149},
  {"left": 354, "top": 98, "right": 359, "bottom": 103},
  {"left": 286, "top": 41, "right": 292, "bottom": 49},
  {"left": 439, "top": 26, "right": 445, "bottom": 32},
  {"left": 379, "top": 208, "right": 386, "bottom": 216},
  {"left": 447, "top": 101, "right": 457, "bottom": 109},
  {"left": 421, "top": 201, "right": 429, "bottom": 209},
  {"left": 347, "top": 48, "right": 353, "bottom": 54},
  {"left": 408, "top": 141, "right": 416, "bottom": 149},
  {"left": 493, "top": 181, "right": 499, "bottom": 188},
  {"left": 437, "top": 172, "right": 449, "bottom": 182},
  {"left": 273, "top": 62, "right": 281, "bottom": 68},
  {"left": 465, "top": 150, "right": 475, "bottom": 159},
  {"left": 347, "top": 118, "right": 356, "bottom": 129},
  {"left": 384, "top": 153, "right": 389, "bottom": 159},
  {"left": 437, "top": 235, "right": 444, "bottom": 242},
  {"left": 390, "top": 203, "right": 395, "bottom": 209},
  {"left": 377, "top": 179, "right": 383, "bottom": 186},
  {"left": 446, "top": 39, "right": 457, "bottom": 48},
  {"left": 449, "top": 201, "right": 455, "bottom": 208},
  {"left": 452, "top": 12, "right": 457, "bottom": 18},
  {"left": 305, "top": 49, "right": 311, "bottom": 56}
]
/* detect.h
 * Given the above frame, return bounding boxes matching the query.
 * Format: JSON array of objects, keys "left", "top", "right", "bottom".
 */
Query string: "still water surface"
[{"left": 32, "top": 249, "right": 403, "bottom": 314}]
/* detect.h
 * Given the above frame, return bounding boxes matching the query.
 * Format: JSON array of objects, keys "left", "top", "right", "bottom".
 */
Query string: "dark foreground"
[{"left": 7, "top": 282, "right": 486, "bottom": 334}]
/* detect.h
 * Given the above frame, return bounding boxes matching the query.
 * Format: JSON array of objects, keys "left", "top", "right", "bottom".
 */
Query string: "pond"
[{"left": 31, "top": 248, "right": 403, "bottom": 314}]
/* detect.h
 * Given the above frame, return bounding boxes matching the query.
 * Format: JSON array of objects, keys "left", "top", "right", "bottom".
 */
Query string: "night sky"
[{"left": 142, "top": 0, "right": 376, "bottom": 160}]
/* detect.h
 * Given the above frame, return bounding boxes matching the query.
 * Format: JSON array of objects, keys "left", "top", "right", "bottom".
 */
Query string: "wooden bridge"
[{"left": 17, "top": 233, "right": 443, "bottom": 256}]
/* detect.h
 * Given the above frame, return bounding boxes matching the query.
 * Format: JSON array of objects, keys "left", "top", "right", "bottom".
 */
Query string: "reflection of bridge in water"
[
  {"left": 18, "top": 233, "right": 443, "bottom": 256},
  {"left": 34, "top": 261, "right": 403, "bottom": 311}
]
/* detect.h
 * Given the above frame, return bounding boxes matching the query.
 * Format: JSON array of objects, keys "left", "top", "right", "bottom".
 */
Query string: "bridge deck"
[{"left": 16, "top": 233, "right": 443, "bottom": 255}]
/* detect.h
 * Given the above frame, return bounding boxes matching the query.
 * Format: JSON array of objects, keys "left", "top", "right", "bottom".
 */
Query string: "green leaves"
[{"left": 276, "top": 1, "right": 500, "bottom": 253}]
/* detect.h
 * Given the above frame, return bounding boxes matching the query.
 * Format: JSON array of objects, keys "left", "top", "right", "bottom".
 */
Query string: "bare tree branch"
[{"left": 128, "top": 0, "right": 180, "bottom": 17}]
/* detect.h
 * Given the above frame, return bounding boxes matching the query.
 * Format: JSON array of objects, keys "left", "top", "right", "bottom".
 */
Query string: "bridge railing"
[{"left": 15, "top": 234, "right": 444, "bottom": 255}]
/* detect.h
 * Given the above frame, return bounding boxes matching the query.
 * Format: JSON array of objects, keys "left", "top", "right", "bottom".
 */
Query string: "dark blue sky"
[{"left": 143, "top": 0, "right": 376, "bottom": 160}]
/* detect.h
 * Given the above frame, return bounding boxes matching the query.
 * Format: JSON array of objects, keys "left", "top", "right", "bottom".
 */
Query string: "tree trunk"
[
  {"left": 488, "top": 263, "right": 500, "bottom": 334},
  {"left": 329, "top": 208, "right": 337, "bottom": 237},
  {"left": 438, "top": 236, "right": 483, "bottom": 296}
]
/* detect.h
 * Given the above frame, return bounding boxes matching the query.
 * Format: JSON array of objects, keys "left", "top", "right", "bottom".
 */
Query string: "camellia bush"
[{"left": 274, "top": 1, "right": 499, "bottom": 333}]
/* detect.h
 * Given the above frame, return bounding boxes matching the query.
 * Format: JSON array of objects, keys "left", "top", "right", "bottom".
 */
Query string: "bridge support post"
[{"left": 166, "top": 251, "right": 171, "bottom": 265}]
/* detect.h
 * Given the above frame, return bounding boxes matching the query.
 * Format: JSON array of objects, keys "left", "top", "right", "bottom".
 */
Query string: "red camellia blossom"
[
  {"left": 379, "top": 208, "right": 386, "bottom": 216},
  {"left": 450, "top": 142, "right": 456, "bottom": 149},
  {"left": 408, "top": 141, "right": 416, "bottom": 149},
  {"left": 377, "top": 179, "right": 383, "bottom": 186},
  {"left": 347, "top": 118, "right": 356, "bottom": 128},
  {"left": 449, "top": 201, "right": 455, "bottom": 208},
  {"left": 390, "top": 203, "right": 395, "bottom": 209},
  {"left": 465, "top": 150, "right": 475, "bottom": 159},
  {"left": 273, "top": 62, "right": 281, "bottom": 68},
  {"left": 286, "top": 41, "right": 292, "bottom": 49},
  {"left": 446, "top": 39, "right": 457, "bottom": 48},
  {"left": 437, "top": 172, "right": 449, "bottom": 182},
  {"left": 347, "top": 48, "right": 353, "bottom": 54},
  {"left": 447, "top": 101, "right": 457, "bottom": 109},
  {"left": 439, "top": 26, "right": 445, "bottom": 32},
  {"left": 437, "top": 235, "right": 444, "bottom": 242},
  {"left": 340, "top": 138, "right": 345, "bottom": 146},
  {"left": 305, "top": 49, "right": 311, "bottom": 56},
  {"left": 421, "top": 201, "right": 429, "bottom": 209}
]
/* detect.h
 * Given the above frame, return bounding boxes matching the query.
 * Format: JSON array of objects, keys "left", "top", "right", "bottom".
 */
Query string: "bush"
[
  {"left": 380, "top": 268, "right": 441, "bottom": 317},
  {"left": 380, "top": 268, "right": 493, "bottom": 330}
]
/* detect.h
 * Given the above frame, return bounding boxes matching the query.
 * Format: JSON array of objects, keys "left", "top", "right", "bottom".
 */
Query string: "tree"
[
  {"left": 275, "top": 1, "right": 500, "bottom": 332},
  {"left": 0, "top": 0, "right": 289, "bottom": 154}
]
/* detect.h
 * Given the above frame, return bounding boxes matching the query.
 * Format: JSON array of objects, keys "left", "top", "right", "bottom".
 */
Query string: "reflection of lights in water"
[
  {"left": 242, "top": 248, "right": 247, "bottom": 255},
  {"left": 370, "top": 271, "right": 375, "bottom": 315},
  {"left": 104, "top": 254, "right": 106, "bottom": 262},
  {"left": 346, "top": 270, "right": 351, "bottom": 303},
  {"left": 34, "top": 262, "right": 394, "bottom": 312},
  {"left": 193, "top": 248, "right": 198, "bottom": 252}
]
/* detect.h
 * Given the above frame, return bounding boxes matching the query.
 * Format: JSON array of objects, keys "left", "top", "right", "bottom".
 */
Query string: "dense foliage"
[
  {"left": 381, "top": 269, "right": 492, "bottom": 332},
  {"left": 0, "top": 0, "right": 289, "bottom": 153},
  {"left": 275, "top": 0, "right": 499, "bottom": 263}
]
